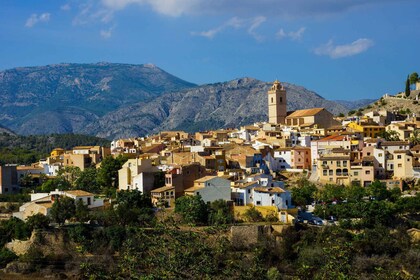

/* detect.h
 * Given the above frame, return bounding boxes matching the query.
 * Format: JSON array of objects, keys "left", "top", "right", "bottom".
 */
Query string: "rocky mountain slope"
[
  {"left": 1, "top": 63, "right": 353, "bottom": 139},
  {"left": 82, "top": 77, "right": 349, "bottom": 139},
  {"left": 333, "top": 99, "right": 376, "bottom": 110},
  {"left": 0, "top": 63, "right": 196, "bottom": 135}
]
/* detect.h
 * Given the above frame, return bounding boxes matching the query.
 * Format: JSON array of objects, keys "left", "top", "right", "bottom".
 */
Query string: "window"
[
  {"left": 271, "top": 97, "right": 274, "bottom": 103},
  {"left": 378, "top": 153, "right": 382, "bottom": 157},
  {"left": 397, "top": 155, "right": 402, "bottom": 159},
  {"left": 248, "top": 189, "right": 251, "bottom": 194},
  {"left": 197, "top": 192, "right": 200, "bottom": 195},
  {"left": 256, "top": 201, "right": 261, "bottom": 205},
  {"left": 329, "top": 170, "right": 333, "bottom": 176},
  {"left": 354, "top": 171, "right": 359, "bottom": 176},
  {"left": 398, "top": 164, "right": 402, "bottom": 168},
  {"left": 365, "top": 170, "right": 370, "bottom": 175},
  {"left": 323, "top": 170, "right": 327, "bottom": 176},
  {"left": 280, "top": 97, "right": 282, "bottom": 103}
]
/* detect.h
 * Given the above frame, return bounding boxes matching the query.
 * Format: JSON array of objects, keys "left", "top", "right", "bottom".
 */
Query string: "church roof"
[{"left": 286, "top": 108, "right": 325, "bottom": 118}]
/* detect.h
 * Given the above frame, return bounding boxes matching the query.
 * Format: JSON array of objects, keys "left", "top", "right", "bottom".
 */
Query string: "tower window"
[
  {"left": 271, "top": 97, "right": 274, "bottom": 103},
  {"left": 280, "top": 97, "right": 282, "bottom": 103}
]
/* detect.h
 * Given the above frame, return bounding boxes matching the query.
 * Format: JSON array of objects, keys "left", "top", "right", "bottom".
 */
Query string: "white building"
[{"left": 184, "top": 176, "right": 231, "bottom": 203}]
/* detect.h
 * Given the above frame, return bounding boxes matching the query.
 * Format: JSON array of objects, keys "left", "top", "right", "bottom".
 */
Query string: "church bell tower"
[{"left": 268, "top": 80, "right": 287, "bottom": 124}]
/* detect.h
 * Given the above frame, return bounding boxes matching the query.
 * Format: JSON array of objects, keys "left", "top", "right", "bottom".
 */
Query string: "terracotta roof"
[
  {"left": 65, "top": 190, "right": 94, "bottom": 197},
  {"left": 151, "top": 186, "right": 175, "bottom": 193},
  {"left": 254, "top": 187, "right": 286, "bottom": 193},
  {"left": 195, "top": 176, "right": 217, "bottom": 183},
  {"left": 316, "top": 135, "right": 347, "bottom": 142},
  {"left": 287, "top": 108, "right": 324, "bottom": 118},
  {"left": 362, "top": 156, "right": 375, "bottom": 162},
  {"left": 184, "top": 185, "right": 205, "bottom": 192},
  {"left": 381, "top": 141, "right": 409, "bottom": 146}
]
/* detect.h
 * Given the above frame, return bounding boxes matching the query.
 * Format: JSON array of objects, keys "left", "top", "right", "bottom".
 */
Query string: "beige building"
[
  {"left": 393, "top": 150, "right": 415, "bottom": 179},
  {"left": 118, "top": 158, "right": 160, "bottom": 192},
  {"left": 286, "top": 108, "right": 339, "bottom": 129},
  {"left": 268, "top": 80, "right": 287, "bottom": 124}
]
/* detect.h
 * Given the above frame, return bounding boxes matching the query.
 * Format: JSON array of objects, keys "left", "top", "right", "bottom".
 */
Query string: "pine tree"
[{"left": 405, "top": 76, "right": 410, "bottom": 97}]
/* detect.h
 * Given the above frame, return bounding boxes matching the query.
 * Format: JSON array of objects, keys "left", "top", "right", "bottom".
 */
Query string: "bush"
[
  {"left": 0, "top": 248, "right": 17, "bottom": 268},
  {"left": 243, "top": 206, "right": 264, "bottom": 222},
  {"left": 26, "top": 213, "right": 50, "bottom": 231}
]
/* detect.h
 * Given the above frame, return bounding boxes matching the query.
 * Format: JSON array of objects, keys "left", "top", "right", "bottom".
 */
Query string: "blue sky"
[{"left": 1, "top": 0, "right": 419, "bottom": 100}]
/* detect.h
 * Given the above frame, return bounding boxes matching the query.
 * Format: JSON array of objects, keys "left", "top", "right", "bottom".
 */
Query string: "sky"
[{"left": 1, "top": 0, "right": 420, "bottom": 101}]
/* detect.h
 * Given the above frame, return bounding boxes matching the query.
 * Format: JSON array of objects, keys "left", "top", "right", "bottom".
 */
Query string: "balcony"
[{"left": 321, "top": 164, "right": 329, "bottom": 169}]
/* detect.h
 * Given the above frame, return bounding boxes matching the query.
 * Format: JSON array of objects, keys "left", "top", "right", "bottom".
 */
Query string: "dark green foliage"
[
  {"left": 50, "top": 196, "right": 76, "bottom": 225},
  {"left": 0, "top": 248, "right": 17, "bottom": 268},
  {"left": 0, "top": 193, "right": 30, "bottom": 203},
  {"left": 0, "top": 217, "right": 31, "bottom": 247},
  {"left": 75, "top": 167, "right": 100, "bottom": 193},
  {"left": 75, "top": 199, "right": 90, "bottom": 223},
  {"left": 243, "top": 206, "right": 264, "bottom": 222},
  {"left": 409, "top": 72, "right": 419, "bottom": 85},
  {"left": 26, "top": 213, "right": 50, "bottom": 231},
  {"left": 291, "top": 178, "right": 317, "bottom": 206},
  {"left": 97, "top": 155, "right": 127, "bottom": 189},
  {"left": 405, "top": 76, "right": 411, "bottom": 97},
  {"left": 379, "top": 129, "right": 401, "bottom": 141},
  {"left": 115, "top": 190, "right": 155, "bottom": 226},
  {"left": 175, "top": 195, "right": 208, "bottom": 225},
  {"left": 37, "top": 177, "right": 71, "bottom": 192},
  {"left": 348, "top": 110, "right": 356, "bottom": 116},
  {"left": 208, "top": 199, "right": 234, "bottom": 225},
  {"left": 0, "top": 133, "right": 109, "bottom": 165}
]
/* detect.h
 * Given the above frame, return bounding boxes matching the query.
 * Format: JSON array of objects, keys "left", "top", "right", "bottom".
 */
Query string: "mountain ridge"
[{"left": 0, "top": 62, "right": 365, "bottom": 139}]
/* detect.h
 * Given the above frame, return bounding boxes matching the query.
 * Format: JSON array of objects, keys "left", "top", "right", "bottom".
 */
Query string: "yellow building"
[
  {"left": 347, "top": 122, "right": 385, "bottom": 138},
  {"left": 50, "top": 148, "right": 65, "bottom": 157}
]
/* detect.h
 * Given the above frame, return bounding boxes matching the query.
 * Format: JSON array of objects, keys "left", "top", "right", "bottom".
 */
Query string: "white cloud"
[
  {"left": 73, "top": 2, "right": 114, "bottom": 25},
  {"left": 101, "top": 0, "right": 198, "bottom": 16},
  {"left": 191, "top": 17, "right": 244, "bottom": 39},
  {"left": 61, "top": 4, "right": 71, "bottom": 11},
  {"left": 100, "top": 25, "right": 115, "bottom": 38},
  {"left": 98, "top": 0, "right": 411, "bottom": 18},
  {"left": 247, "top": 16, "right": 266, "bottom": 41},
  {"left": 314, "top": 38, "right": 374, "bottom": 59},
  {"left": 191, "top": 16, "right": 265, "bottom": 40},
  {"left": 25, "top": 13, "right": 51, "bottom": 28},
  {"left": 276, "top": 27, "right": 306, "bottom": 41}
]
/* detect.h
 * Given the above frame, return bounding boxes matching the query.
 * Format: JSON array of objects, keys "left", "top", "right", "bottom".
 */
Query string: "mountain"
[
  {"left": 333, "top": 99, "right": 377, "bottom": 110},
  {"left": 0, "top": 124, "right": 15, "bottom": 135},
  {"left": 1, "top": 63, "right": 352, "bottom": 139},
  {"left": 0, "top": 63, "right": 196, "bottom": 135},
  {"left": 82, "top": 77, "right": 349, "bottom": 139}
]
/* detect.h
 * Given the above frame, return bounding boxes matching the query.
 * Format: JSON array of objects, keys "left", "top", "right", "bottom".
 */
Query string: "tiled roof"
[
  {"left": 65, "top": 190, "right": 94, "bottom": 197},
  {"left": 254, "top": 187, "right": 285, "bottom": 193},
  {"left": 286, "top": 108, "right": 324, "bottom": 118}
]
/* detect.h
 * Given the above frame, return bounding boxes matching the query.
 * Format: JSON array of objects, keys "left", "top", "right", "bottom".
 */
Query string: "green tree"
[
  {"left": 50, "top": 196, "right": 76, "bottom": 225},
  {"left": 75, "top": 199, "right": 90, "bottom": 223},
  {"left": 291, "top": 179, "right": 317, "bottom": 206},
  {"left": 208, "top": 199, "right": 234, "bottom": 225},
  {"left": 379, "top": 130, "right": 400, "bottom": 141},
  {"left": 243, "top": 206, "right": 264, "bottom": 222},
  {"left": 26, "top": 213, "right": 50, "bottom": 231},
  {"left": 75, "top": 167, "right": 100, "bottom": 193},
  {"left": 405, "top": 76, "right": 411, "bottom": 97},
  {"left": 409, "top": 129, "right": 420, "bottom": 145},
  {"left": 175, "top": 195, "right": 208, "bottom": 225},
  {"left": 115, "top": 190, "right": 155, "bottom": 226},
  {"left": 366, "top": 181, "right": 391, "bottom": 201},
  {"left": 37, "top": 177, "right": 71, "bottom": 192},
  {"left": 409, "top": 72, "right": 419, "bottom": 85},
  {"left": 97, "top": 155, "right": 127, "bottom": 190},
  {"left": 58, "top": 166, "right": 81, "bottom": 188},
  {"left": 338, "top": 113, "right": 345, "bottom": 118},
  {"left": 315, "top": 184, "right": 345, "bottom": 203}
]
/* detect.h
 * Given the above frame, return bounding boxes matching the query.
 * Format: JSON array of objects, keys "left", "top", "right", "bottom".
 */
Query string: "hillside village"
[{"left": 0, "top": 80, "right": 419, "bottom": 222}]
